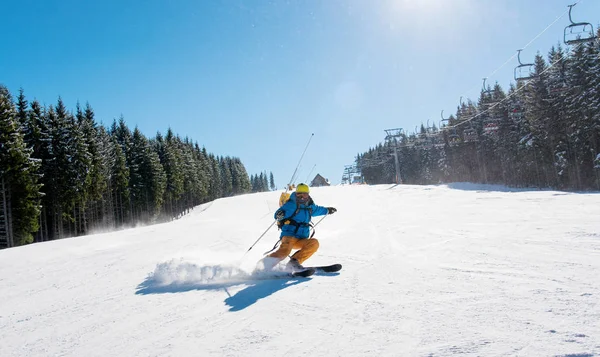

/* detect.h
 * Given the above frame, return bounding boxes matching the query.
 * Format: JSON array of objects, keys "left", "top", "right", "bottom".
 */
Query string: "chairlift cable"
[
  {"left": 455, "top": 4, "right": 574, "bottom": 101},
  {"left": 447, "top": 40, "right": 590, "bottom": 130}
]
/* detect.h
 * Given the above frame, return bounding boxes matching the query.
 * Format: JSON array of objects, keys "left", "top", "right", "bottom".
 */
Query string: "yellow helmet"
[{"left": 296, "top": 183, "right": 310, "bottom": 193}]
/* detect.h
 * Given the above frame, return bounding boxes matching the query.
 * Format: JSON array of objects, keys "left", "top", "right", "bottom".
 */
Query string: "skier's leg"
[
  {"left": 267, "top": 236, "right": 296, "bottom": 260},
  {"left": 290, "top": 238, "right": 319, "bottom": 264},
  {"left": 257, "top": 237, "right": 296, "bottom": 270}
]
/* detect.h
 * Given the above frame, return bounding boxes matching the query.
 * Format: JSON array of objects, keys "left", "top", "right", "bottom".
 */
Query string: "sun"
[
  {"left": 382, "top": 0, "right": 471, "bottom": 34},
  {"left": 388, "top": 0, "right": 448, "bottom": 14}
]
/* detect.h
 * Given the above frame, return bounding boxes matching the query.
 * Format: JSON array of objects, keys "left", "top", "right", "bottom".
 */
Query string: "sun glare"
[
  {"left": 389, "top": 0, "right": 448, "bottom": 15},
  {"left": 382, "top": 0, "right": 472, "bottom": 38}
]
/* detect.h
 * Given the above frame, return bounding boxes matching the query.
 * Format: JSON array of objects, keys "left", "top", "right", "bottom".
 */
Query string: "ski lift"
[
  {"left": 509, "top": 104, "right": 524, "bottom": 122},
  {"left": 564, "top": 4, "right": 597, "bottom": 46},
  {"left": 441, "top": 110, "right": 460, "bottom": 146},
  {"left": 463, "top": 128, "right": 478, "bottom": 143},
  {"left": 426, "top": 119, "right": 436, "bottom": 135},
  {"left": 481, "top": 78, "right": 499, "bottom": 107},
  {"left": 483, "top": 118, "right": 500, "bottom": 134},
  {"left": 514, "top": 49, "right": 536, "bottom": 81},
  {"left": 441, "top": 110, "right": 449, "bottom": 122},
  {"left": 549, "top": 75, "right": 570, "bottom": 95},
  {"left": 445, "top": 125, "right": 461, "bottom": 146},
  {"left": 481, "top": 78, "right": 493, "bottom": 96},
  {"left": 449, "top": 130, "right": 461, "bottom": 145}
]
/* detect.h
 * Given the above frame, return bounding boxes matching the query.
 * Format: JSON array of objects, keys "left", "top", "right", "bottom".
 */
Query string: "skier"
[{"left": 263, "top": 183, "right": 337, "bottom": 272}]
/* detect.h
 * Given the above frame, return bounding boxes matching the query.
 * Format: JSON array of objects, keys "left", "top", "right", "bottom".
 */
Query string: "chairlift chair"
[
  {"left": 549, "top": 75, "right": 570, "bottom": 95},
  {"left": 514, "top": 49, "right": 536, "bottom": 81},
  {"left": 447, "top": 128, "right": 461, "bottom": 146},
  {"left": 462, "top": 122, "right": 478, "bottom": 143},
  {"left": 463, "top": 128, "right": 478, "bottom": 143},
  {"left": 480, "top": 78, "right": 499, "bottom": 107},
  {"left": 564, "top": 4, "right": 597, "bottom": 46},
  {"left": 483, "top": 118, "right": 500, "bottom": 134},
  {"left": 509, "top": 104, "right": 524, "bottom": 122},
  {"left": 440, "top": 111, "right": 459, "bottom": 146},
  {"left": 457, "top": 97, "right": 475, "bottom": 120},
  {"left": 481, "top": 78, "right": 493, "bottom": 96}
]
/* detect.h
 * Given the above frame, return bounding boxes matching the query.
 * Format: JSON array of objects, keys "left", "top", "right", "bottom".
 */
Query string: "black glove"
[
  {"left": 275, "top": 209, "right": 286, "bottom": 221},
  {"left": 327, "top": 207, "right": 337, "bottom": 214}
]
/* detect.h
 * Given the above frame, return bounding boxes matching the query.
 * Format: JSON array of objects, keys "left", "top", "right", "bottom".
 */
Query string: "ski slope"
[{"left": 1, "top": 184, "right": 599, "bottom": 357}]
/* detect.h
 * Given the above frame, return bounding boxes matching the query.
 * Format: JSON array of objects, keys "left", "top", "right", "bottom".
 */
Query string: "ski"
[
  {"left": 305, "top": 263, "right": 342, "bottom": 273},
  {"left": 250, "top": 267, "right": 315, "bottom": 280},
  {"left": 290, "top": 268, "right": 316, "bottom": 277}
]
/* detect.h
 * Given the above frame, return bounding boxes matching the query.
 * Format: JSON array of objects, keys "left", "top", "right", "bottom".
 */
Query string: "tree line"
[
  {"left": 0, "top": 86, "right": 275, "bottom": 248},
  {"left": 358, "top": 37, "right": 600, "bottom": 191}
]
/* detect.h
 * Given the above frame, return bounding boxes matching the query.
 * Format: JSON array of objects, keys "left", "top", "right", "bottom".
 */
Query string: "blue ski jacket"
[{"left": 275, "top": 192, "right": 329, "bottom": 239}]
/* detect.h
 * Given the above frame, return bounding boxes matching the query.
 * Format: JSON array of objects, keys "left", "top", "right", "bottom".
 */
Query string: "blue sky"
[{"left": 2, "top": 0, "right": 599, "bottom": 187}]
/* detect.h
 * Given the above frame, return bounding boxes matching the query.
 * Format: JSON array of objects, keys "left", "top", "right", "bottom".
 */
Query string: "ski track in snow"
[{"left": 1, "top": 184, "right": 599, "bottom": 357}]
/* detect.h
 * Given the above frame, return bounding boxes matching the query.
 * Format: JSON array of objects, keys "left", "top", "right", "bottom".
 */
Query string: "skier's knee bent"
[
  {"left": 267, "top": 236, "right": 294, "bottom": 260},
  {"left": 305, "top": 238, "right": 319, "bottom": 251},
  {"left": 291, "top": 238, "right": 319, "bottom": 264}
]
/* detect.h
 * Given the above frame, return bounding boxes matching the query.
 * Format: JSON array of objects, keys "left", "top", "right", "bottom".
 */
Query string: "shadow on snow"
[{"left": 135, "top": 275, "right": 311, "bottom": 312}]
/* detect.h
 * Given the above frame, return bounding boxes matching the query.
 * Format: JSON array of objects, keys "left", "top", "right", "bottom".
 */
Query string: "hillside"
[{"left": 1, "top": 184, "right": 599, "bottom": 357}]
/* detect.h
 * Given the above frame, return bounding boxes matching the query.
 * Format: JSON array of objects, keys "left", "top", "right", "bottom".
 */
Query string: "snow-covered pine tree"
[{"left": 0, "top": 85, "right": 42, "bottom": 247}]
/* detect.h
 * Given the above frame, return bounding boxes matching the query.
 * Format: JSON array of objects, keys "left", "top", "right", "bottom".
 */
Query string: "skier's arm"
[
  {"left": 274, "top": 200, "right": 295, "bottom": 220},
  {"left": 311, "top": 204, "right": 331, "bottom": 217}
]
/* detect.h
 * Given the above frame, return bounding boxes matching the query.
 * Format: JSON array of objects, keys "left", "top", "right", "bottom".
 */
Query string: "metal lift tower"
[{"left": 384, "top": 128, "right": 404, "bottom": 184}]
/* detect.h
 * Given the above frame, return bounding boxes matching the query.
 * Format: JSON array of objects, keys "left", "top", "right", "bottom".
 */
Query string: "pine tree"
[
  {"left": 269, "top": 172, "right": 275, "bottom": 191},
  {"left": 15, "top": 88, "right": 28, "bottom": 130},
  {"left": 219, "top": 157, "right": 233, "bottom": 196},
  {"left": 96, "top": 125, "right": 116, "bottom": 228},
  {"left": 110, "top": 135, "right": 130, "bottom": 226},
  {"left": 130, "top": 127, "right": 166, "bottom": 221},
  {"left": 230, "top": 157, "right": 251, "bottom": 194},
  {"left": 79, "top": 103, "right": 108, "bottom": 230},
  {"left": 159, "top": 129, "right": 185, "bottom": 217},
  {"left": 193, "top": 143, "right": 210, "bottom": 202},
  {"left": 0, "top": 85, "right": 42, "bottom": 246}
]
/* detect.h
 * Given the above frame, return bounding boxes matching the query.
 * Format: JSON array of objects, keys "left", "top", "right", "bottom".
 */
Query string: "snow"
[{"left": 1, "top": 184, "right": 600, "bottom": 357}]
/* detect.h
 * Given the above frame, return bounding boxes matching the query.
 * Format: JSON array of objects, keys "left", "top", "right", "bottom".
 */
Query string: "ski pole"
[
  {"left": 312, "top": 214, "right": 328, "bottom": 229},
  {"left": 305, "top": 164, "right": 316, "bottom": 183},
  {"left": 244, "top": 134, "right": 314, "bottom": 260},
  {"left": 243, "top": 220, "right": 277, "bottom": 257},
  {"left": 287, "top": 133, "right": 314, "bottom": 188}
]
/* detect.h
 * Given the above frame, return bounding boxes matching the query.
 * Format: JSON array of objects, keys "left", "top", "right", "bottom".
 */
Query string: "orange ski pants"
[{"left": 268, "top": 236, "right": 319, "bottom": 264}]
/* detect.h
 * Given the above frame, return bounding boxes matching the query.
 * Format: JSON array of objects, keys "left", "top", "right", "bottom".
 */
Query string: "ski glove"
[
  {"left": 327, "top": 207, "right": 337, "bottom": 214},
  {"left": 275, "top": 209, "right": 286, "bottom": 221}
]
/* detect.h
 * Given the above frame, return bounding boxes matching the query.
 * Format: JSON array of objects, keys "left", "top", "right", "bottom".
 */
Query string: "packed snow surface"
[{"left": 1, "top": 184, "right": 599, "bottom": 356}]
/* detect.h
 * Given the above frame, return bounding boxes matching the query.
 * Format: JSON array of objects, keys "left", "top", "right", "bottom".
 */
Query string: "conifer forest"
[
  {"left": 0, "top": 87, "right": 273, "bottom": 248},
  {"left": 2, "top": 28, "right": 600, "bottom": 249},
  {"left": 357, "top": 36, "right": 600, "bottom": 191}
]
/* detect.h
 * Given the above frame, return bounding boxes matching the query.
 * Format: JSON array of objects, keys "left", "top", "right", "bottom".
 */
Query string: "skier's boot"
[{"left": 286, "top": 258, "right": 304, "bottom": 272}]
